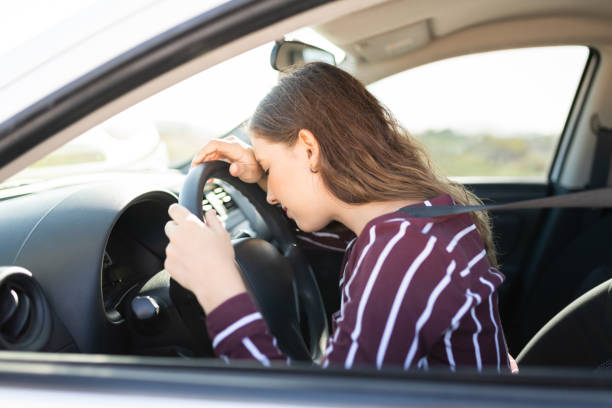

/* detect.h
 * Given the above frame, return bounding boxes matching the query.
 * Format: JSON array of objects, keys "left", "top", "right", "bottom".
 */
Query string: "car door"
[{"left": 3, "top": 0, "right": 612, "bottom": 405}]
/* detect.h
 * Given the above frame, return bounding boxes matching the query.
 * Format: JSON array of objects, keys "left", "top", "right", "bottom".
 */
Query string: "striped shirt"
[{"left": 206, "top": 194, "right": 510, "bottom": 372}]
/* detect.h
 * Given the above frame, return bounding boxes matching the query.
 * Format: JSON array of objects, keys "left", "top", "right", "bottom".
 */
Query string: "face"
[{"left": 250, "top": 133, "right": 335, "bottom": 232}]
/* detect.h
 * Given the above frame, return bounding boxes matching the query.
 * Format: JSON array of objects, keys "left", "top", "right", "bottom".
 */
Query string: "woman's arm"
[{"left": 205, "top": 292, "right": 288, "bottom": 365}]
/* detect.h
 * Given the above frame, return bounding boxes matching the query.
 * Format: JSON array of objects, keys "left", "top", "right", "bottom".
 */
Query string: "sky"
[
  {"left": 126, "top": 40, "right": 588, "bottom": 138},
  {"left": 0, "top": 0, "right": 98, "bottom": 57},
  {"left": 0, "top": 1, "right": 590, "bottom": 139},
  {"left": 368, "top": 46, "right": 589, "bottom": 136}
]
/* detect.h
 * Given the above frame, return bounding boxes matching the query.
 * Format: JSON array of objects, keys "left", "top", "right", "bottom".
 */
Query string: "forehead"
[
  {"left": 250, "top": 133, "right": 285, "bottom": 161},
  {"left": 249, "top": 133, "right": 267, "bottom": 159}
]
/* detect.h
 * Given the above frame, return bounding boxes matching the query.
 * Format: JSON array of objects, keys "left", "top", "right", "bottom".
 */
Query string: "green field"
[
  {"left": 416, "top": 129, "right": 557, "bottom": 178},
  {"left": 19, "top": 123, "right": 558, "bottom": 180}
]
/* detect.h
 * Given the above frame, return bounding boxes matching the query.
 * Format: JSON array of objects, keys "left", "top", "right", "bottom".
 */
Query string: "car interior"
[{"left": 1, "top": 0, "right": 612, "bottom": 379}]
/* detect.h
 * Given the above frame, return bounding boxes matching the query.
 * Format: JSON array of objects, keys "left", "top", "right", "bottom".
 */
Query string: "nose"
[{"left": 266, "top": 189, "right": 279, "bottom": 205}]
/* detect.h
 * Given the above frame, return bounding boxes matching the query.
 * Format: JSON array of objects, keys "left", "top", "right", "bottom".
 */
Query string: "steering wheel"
[{"left": 177, "top": 161, "right": 328, "bottom": 362}]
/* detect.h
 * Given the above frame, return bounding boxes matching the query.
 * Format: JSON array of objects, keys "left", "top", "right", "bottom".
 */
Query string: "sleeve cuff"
[{"left": 206, "top": 292, "right": 264, "bottom": 351}]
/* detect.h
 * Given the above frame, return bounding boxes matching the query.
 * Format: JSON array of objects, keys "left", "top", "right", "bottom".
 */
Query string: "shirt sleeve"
[
  {"left": 322, "top": 220, "right": 463, "bottom": 370},
  {"left": 207, "top": 221, "right": 476, "bottom": 370},
  {"left": 205, "top": 292, "right": 287, "bottom": 365}
]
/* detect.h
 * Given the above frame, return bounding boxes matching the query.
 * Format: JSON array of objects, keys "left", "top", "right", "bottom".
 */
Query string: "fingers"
[
  {"left": 167, "top": 205, "right": 222, "bottom": 236},
  {"left": 168, "top": 203, "right": 199, "bottom": 224},
  {"left": 164, "top": 220, "right": 178, "bottom": 239},
  {"left": 190, "top": 138, "right": 264, "bottom": 183},
  {"left": 191, "top": 139, "right": 247, "bottom": 167},
  {"left": 204, "top": 210, "right": 223, "bottom": 232},
  {"left": 191, "top": 141, "right": 219, "bottom": 167}
]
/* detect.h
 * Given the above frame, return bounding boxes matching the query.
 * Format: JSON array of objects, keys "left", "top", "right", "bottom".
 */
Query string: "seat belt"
[
  {"left": 398, "top": 187, "right": 612, "bottom": 218},
  {"left": 400, "top": 121, "right": 612, "bottom": 218},
  {"left": 589, "top": 124, "right": 612, "bottom": 189}
]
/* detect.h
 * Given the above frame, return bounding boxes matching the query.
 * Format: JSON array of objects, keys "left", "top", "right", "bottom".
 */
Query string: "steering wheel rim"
[{"left": 178, "top": 161, "right": 328, "bottom": 362}]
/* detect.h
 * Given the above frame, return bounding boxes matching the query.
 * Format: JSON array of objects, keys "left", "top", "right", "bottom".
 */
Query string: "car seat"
[{"left": 516, "top": 277, "right": 612, "bottom": 368}]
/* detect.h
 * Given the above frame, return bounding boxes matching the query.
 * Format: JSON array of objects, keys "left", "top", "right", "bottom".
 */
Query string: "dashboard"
[{"left": 0, "top": 171, "right": 263, "bottom": 354}]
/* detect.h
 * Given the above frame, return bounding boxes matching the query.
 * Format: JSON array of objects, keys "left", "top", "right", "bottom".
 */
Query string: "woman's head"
[
  {"left": 249, "top": 62, "right": 497, "bottom": 266},
  {"left": 249, "top": 62, "right": 442, "bottom": 203}
]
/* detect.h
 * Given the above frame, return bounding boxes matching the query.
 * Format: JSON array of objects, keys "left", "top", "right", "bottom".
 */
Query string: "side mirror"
[{"left": 270, "top": 40, "right": 336, "bottom": 72}]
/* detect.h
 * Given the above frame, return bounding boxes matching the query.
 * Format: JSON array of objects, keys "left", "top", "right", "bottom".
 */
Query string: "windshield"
[
  {"left": 2, "top": 26, "right": 342, "bottom": 188},
  {"left": 0, "top": 0, "right": 230, "bottom": 129}
]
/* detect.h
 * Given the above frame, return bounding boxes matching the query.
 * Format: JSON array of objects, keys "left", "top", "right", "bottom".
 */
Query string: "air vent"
[{"left": 0, "top": 266, "right": 52, "bottom": 350}]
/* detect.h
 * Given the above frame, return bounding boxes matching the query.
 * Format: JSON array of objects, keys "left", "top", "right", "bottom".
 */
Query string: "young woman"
[{"left": 164, "top": 62, "right": 512, "bottom": 372}]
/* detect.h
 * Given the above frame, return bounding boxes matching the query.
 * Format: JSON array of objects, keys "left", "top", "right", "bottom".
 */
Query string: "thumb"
[{"left": 229, "top": 162, "right": 240, "bottom": 177}]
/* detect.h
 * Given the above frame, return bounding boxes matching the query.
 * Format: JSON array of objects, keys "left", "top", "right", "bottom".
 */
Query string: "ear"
[{"left": 297, "top": 128, "right": 320, "bottom": 171}]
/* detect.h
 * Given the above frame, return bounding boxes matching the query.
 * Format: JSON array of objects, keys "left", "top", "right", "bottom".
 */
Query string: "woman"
[{"left": 164, "top": 62, "right": 512, "bottom": 372}]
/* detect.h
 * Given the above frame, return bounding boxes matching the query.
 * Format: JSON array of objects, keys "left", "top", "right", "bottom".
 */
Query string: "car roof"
[{"left": 316, "top": 0, "right": 612, "bottom": 83}]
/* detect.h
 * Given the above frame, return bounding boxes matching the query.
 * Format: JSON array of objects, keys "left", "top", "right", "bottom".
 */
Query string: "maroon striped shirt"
[{"left": 206, "top": 194, "right": 510, "bottom": 372}]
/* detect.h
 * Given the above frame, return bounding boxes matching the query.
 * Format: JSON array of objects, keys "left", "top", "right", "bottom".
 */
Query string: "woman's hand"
[
  {"left": 192, "top": 136, "right": 264, "bottom": 185},
  {"left": 508, "top": 353, "right": 519, "bottom": 374},
  {"left": 164, "top": 203, "right": 247, "bottom": 313}
]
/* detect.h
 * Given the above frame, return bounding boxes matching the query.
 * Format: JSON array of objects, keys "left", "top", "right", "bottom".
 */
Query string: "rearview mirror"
[{"left": 270, "top": 40, "right": 336, "bottom": 72}]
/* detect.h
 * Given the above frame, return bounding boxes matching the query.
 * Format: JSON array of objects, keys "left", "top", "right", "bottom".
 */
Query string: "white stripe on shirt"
[
  {"left": 421, "top": 222, "right": 433, "bottom": 234},
  {"left": 212, "top": 312, "right": 262, "bottom": 348},
  {"left": 385, "top": 217, "right": 409, "bottom": 223},
  {"left": 459, "top": 249, "right": 486, "bottom": 277},
  {"left": 420, "top": 199, "right": 432, "bottom": 235},
  {"left": 345, "top": 221, "right": 410, "bottom": 369},
  {"left": 271, "top": 336, "right": 284, "bottom": 356},
  {"left": 417, "top": 356, "right": 429, "bottom": 371},
  {"left": 444, "top": 294, "right": 474, "bottom": 372},
  {"left": 487, "top": 267, "right": 505, "bottom": 283},
  {"left": 326, "top": 230, "right": 376, "bottom": 362},
  {"left": 402, "top": 258, "right": 454, "bottom": 369},
  {"left": 479, "top": 276, "right": 501, "bottom": 372},
  {"left": 297, "top": 235, "right": 346, "bottom": 252},
  {"left": 338, "top": 228, "right": 377, "bottom": 324},
  {"left": 446, "top": 224, "right": 476, "bottom": 253},
  {"left": 338, "top": 238, "right": 357, "bottom": 287},
  {"left": 375, "top": 235, "right": 438, "bottom": 369},
  {"left": 467, "top": 290, "right": 483, "bottom": 371},
  {"left": 338, "top": 260, "right": 350, "bottom": 291},
  {"left": 310, "top": 231, "right": 340, "bottom": 239},
  {"left": 242, "top": 337, "right": 271, "bottom": 367}
]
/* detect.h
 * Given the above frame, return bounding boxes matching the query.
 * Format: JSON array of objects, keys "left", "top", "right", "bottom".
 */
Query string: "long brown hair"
[{"left": 249, "top": 62, "right": 497, "bottom": 267}]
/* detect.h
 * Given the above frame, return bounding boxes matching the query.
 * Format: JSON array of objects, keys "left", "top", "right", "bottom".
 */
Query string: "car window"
[
  {"left": 0, "top": 0, "right": 230, "bottom": 126},
  {"left": 1, "top": 26, "right": 340, "bottom": 188},
  {"left": 367, "top": 46, "right": 589, "bottom": 182},
  {"left": 1, "top": 41, "right": 279, "bottom": 187}
]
